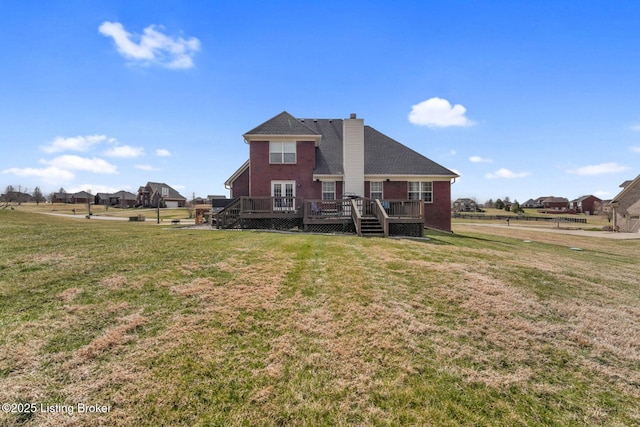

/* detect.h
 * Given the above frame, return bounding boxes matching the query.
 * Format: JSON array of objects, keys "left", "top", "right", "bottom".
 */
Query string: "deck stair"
[
  {"left": 359, "top": 215, "right": 385, "bottom": 237},
  {"left": 215, "top": 197, "right": 242, "bottom": 229}
]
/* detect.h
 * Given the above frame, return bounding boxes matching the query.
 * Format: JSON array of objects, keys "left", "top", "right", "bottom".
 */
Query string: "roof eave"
[
  {"left": 243, "top": 134, "right": 322, "bottom": 146},
  {"left": 612, "top": 174, "right": 640, "bottom": 203},
  {"left": 224, "top": 159, "right": 250, "bottom": 188},
  {"left": 364, "top": 173, "right": 460, "bottom": 181}
]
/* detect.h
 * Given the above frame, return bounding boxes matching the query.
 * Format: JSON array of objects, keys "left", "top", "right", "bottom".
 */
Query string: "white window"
[
  {"left": 370, "top": 181, "right": 383, "bottom": 200},
  {"left": 269, "top": 142, "right": 297, "bottom": 164},
  {"left": 408, "top": 182, "right": 433, "bottom": 203},
  {"left": 322, "top": 181, "right": 336, "bottom": 200},
  {"left": 161, "top": 187, "right": 169, "bottom": 197}
]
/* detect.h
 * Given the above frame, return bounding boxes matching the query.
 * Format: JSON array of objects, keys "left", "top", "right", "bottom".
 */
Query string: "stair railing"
[
  {"left": 374, "top": 199, "right": 390, "bottom": 237},
  {"left": 350, "top": 198, "right": 362, "bottom": 236},
  {"left": 215, "top": 197, "right": 241, "bottom": 229}
]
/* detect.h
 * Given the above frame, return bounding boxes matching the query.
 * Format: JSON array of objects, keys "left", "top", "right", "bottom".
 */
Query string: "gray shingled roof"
[
  {"left": 299, "top": 119, "right": 457, "bottom": 176},
  {"left": 244, "top": 111, "right": 321, "bottom": 136},
  {"left": 147, "top": 182, "right": 186, "bottom": 200}
]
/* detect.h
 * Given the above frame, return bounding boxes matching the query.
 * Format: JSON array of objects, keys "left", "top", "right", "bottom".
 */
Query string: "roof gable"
[
  {"left": 146, "top": 182, "right": 186, "bottom": 200},
  {"left": 301, "top": 118, "right": 457, "bottom": 177},
  {"left": 613, "top": 174, "right": 640, "bottom": 203},
  {"left": 243, "top": 111, "right": 320, "bottom": 137}
]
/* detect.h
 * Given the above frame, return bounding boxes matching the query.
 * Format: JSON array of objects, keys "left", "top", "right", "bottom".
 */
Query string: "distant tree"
[
  {"left": 4, "top": 185, "right": 16, "bottom": 202},
  {"left": 485, "top": 199, "right": 495, "bottom": 209},
  {"left": 33, "top": 187, "right": 45, "bottom": 205},
  {"left": 495, "top": 198, "right": 504, "bottom": 210},
  {"left": 511, "top": 201, "right": 524, "bottom": 214},
  {"left": 17, "top": 186, "right": 28, "bottom": 205}
]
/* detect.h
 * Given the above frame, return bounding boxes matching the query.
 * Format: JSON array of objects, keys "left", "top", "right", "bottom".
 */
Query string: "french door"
[{"left": 271, "top": 181, "right": 296, "bottom": 211}]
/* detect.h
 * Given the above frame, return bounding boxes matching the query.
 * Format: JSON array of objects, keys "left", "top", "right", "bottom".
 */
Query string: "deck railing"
[
  {"left": 215, "top": 197, "right": 242, "bottom": 229},
  {"left": 374, "top": 199, "right": 390, "bottom": 237},
  {"left": 380, "top": 200, "right": 423, "bottom": 218},
  {"left": 351, "top": 199, "right": 362, "bottom": 236},
  {"left": 217, "top": 197, "right": 423, "bottom": 231},
  {"left": 303, "top": 199, "right": 353, "bottom": 220},
  {"left": 240, "top": 196, "right": 302, "bottom": 214}
]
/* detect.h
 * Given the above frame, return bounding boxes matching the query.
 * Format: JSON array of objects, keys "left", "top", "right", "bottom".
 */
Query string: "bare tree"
[
  {"left": 17, "top": 185, "right": 29, "bottom": 206},
  {"left": 33, "top": 186, "right": 45, "bottom": 205}
]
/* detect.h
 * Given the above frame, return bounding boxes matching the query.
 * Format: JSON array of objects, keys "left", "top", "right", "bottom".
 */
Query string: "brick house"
[
  {"left": 52, "top": 192, "right": 71, "bottom": 203},
  {"left": 569, "top": 195, "right": 602, "bottom": 215},
  {"left": 541, "top": 196, "right": 569, "bottom": 211},
  {"left": 71, "top": 191, "right": 93, "bottom": 205},
  {"left": 136, "top": 182, "right": 186, "bottom": 208},
  {"left": 224, "top": 111, "right": 458, "bottom": 232},
  {"left": 95, "top": 191, "right": 137, "bottom": 208},
  {"left": 612, "top": 175, "right": 640, "bottom": 232}
]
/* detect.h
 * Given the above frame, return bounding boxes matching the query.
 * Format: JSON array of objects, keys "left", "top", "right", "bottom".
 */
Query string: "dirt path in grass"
[{"left": 455, "top": 222, "right": 640, "bottom": 239}]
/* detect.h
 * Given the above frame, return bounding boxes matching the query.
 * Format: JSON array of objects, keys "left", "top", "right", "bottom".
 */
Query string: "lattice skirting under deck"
[
  {"left": 303, "top": 222, "right": 356, "bottom": 234},
  {"left": 389, "top": 223, "right": 423, "bottom": 237},
  {"left": 240, "top": 218, "right": 303, "bottom": 230}
]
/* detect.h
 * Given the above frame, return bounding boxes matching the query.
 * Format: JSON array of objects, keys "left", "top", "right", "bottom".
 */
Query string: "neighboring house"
[
  {"left": 1, "top": 191, "right": 35, "bottom": 203},
  {"left": 95, "top": 193, "right": 111, "bottom": 206},
  {"left": 453, "top": 198, "right": 478, "bottom": 212},
  {"left": 224, "top": 111, "right": 459, "bottom": 232},
  {"left": 522, "top": 199, "right": 537, "bottom": 208},
  {"left": 541, "top": 196, "right": 569, "bottom": 211},
  {"left": 570, "top": 195, "right": 602, "bottom": 215},
  {"left": 72, "top": 191, "right": 93, "bottom": 205},
  {"left": 52, "top": 192, "right": 72, "bottom": 203},
  {"left": 611, "top": 175, "right": 640, "bottom": 232},
  {"left": 137, "top": 182, "right": 186, "bottom": 208},
  {"left": 108, "top": 191, "right": 137, "bottom": 208}
]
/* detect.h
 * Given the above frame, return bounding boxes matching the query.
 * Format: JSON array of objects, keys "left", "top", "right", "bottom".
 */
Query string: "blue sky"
[{"left": 2, "top": 1, "right": 639, "bottom": 204}]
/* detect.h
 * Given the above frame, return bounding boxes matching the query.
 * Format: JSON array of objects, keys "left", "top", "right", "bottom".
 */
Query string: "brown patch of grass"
[
  {"left": 99, "top": 274, "right": 129, "bottom": 290},
  {"left": 57, "top": 287, "right": 84, "bottom": 302},
  {"left": 72, "top": 313, "right": 147, "bottom": 362}
]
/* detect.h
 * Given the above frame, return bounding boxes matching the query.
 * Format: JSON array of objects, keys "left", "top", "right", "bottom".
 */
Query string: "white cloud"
[
  {"left": 408, "top": 97, "right": 474, "bottom": 128},
  {"left": 594, "top": 190, "right": 611, "bottom": 198},
  {"left": 135, "top": 164, "right": 161, "bottom": 171},
  {"left": 486, "top": 168, "right": 531, "bottom": 179},
  {"left": 99, "top": 21, "right": 200, "bottom": 69},
  {"left": 41, "top": 135, "right": 108, "bottom": 153},
  {"left": 103, "top": 145, "right": 144, "bottom": 158},
  {"left": 566, "top": 162, "right": 630, "bottom": 176},
  {"left": 155, "top": 148, "right": 171, "bottom": 157},
  {"left": 631, "top": 146, "right": 640, "bottom": 153},
  {"left": 2, "top": 166, "right": 75, "bottom": 182},
  {"left": 469, "top": 156, "right": 492, "bottom": 163},
  {"left": 630, "top": 125, "right": 640, "bottom": 131},
  {"left": 41, "top": 155, "right": 118, "bottom": 174}
]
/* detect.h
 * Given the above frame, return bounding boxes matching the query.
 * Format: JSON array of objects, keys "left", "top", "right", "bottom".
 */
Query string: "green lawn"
[{"left": 1, "top": 210, "right": 639, "bottom": 426}]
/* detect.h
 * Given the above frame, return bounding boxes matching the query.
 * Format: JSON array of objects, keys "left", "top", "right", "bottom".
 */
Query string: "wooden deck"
[{"left": 215, "top": 197, "right": 424, "bottom": 237}]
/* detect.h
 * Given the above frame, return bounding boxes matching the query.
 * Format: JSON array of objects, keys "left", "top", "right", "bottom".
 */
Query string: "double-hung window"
[
  {"left": 370, "top": 181, "right": 383, "bottom": 200},
  {"left": 321, "top": 181, "right": 336, "bottom": 200},
  {"left": 408, "top": 182, "right": 433, "bottom": 202},
  {"left": 269, "top": 142, "right": 296, "bottom": 164}
]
